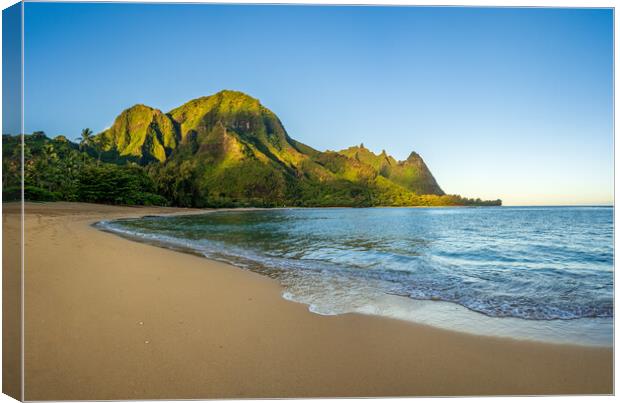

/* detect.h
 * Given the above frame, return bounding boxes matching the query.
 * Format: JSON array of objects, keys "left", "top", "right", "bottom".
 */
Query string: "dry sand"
[{"left": 3, "top": 202, "right": 613, "bottom": 399}]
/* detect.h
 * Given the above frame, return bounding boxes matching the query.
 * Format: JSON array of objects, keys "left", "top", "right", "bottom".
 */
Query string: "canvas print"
[{"left": 2, "top": 2, "right": 614, "bottom": 400}]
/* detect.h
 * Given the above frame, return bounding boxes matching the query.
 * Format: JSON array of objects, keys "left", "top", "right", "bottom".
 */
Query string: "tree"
[
  {"left": 78, "top": 128, "right": 94, "bottom": 163},
  {"left": 79, "top": 128, "right": 93, "bottom": 151},
  {"left": 92, "top": 135, "right": 110, "bottom": 165}
]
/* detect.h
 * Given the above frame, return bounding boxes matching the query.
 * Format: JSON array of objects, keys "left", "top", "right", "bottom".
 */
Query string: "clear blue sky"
[{"left": 16, "top": 3, "right": 614, "bottom": 205}]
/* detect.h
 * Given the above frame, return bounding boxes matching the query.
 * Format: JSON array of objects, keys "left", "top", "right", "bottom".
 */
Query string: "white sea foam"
[
  {"left": 282, "top": 287, "right": 612, "bottom": 347},
  {"left": 95, "top": 206, "right": 614, "bottom": 348}
]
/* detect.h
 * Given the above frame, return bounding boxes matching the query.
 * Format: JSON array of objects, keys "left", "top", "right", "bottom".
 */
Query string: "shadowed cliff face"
[{"left": 93, "top": 90, "right": 464, "bottom": 207}]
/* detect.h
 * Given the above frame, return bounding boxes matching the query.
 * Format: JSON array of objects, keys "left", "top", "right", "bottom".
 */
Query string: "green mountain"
[
  {"left": 339, "top": 144, "right": 444, "bottom": 195},
  {"left": 99, "top": 104, "right": 177, "bottom": 163},
  {"left": 90, "top": 90, "right": 501, "bottom": 207},
  {"left": 4, "top": 90, "right": 500, "bottom": 207}
]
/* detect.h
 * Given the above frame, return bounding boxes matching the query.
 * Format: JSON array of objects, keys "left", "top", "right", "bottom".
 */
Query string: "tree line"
[{"left": 2, "top": 131, "right": 502, "bottom": 208}]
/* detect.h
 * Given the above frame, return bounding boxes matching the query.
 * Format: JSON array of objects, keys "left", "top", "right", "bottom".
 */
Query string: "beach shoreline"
[
  {"left": 6, "top": 202, "right": 613, "bottom": 399},
  {"left": 96, "top": 207, "right": 613, "bottom": 348}
]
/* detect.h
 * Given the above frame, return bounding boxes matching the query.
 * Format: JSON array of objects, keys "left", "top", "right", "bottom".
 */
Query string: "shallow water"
[{"left": 96, "top": 206, "right": 613, "bottom": 346}]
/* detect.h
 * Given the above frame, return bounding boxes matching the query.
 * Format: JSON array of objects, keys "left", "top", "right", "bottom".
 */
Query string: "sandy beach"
[{"left": 3, "top": 202, "right": 613, "bottom": 399}]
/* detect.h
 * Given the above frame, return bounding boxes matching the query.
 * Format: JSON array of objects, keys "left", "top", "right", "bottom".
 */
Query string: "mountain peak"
[
  {"left": 187, "top": 90, "right": 264, "bottom": 113},
  {"left": 99, "top": 103, "right": 176, "bottom": 163},
  {"left": 406, "top": 151, "right": 421, "bottom": 162},
  {"left": 126, "top": 103, "right": 156, "bottom": 111},
  {"left": 338, "top": 145, "right": 443, "bottom": 195},
  {"left": 167, "top": 89, "right": 275, "bottom": 142},
  {"left": 214, "top": 89, "right": 258, "bottom": 101},
  {"left": 118, "top": 104, "right": 165, "bottom": 118}
]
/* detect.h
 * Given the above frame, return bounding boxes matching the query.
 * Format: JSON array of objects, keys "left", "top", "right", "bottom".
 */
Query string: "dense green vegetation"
[
  {"left": 3, "top": 132, "right": 167, "bottom": 205},
  {"left": 2, "top": 90, "right": 501, "bottom": 208}
]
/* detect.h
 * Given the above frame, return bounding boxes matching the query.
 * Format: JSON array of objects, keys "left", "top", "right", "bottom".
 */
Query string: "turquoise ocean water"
[{"left": 97, "top": 206, "right": 613, "bottom": 346}]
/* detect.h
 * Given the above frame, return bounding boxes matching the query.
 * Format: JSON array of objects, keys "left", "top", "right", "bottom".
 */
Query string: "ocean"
[{"left": 96, "top": 206, "right": 613, "bottom": 346}]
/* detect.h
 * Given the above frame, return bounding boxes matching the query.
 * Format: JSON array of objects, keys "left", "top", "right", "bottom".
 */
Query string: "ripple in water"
[{"left": 96, "top": 206, "right": 613, "bottom": 345}]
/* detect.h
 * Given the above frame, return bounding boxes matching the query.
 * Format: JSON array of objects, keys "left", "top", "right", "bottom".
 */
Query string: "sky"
[{"left": 10, "top": 3, "right": 614, "bottom": 205}]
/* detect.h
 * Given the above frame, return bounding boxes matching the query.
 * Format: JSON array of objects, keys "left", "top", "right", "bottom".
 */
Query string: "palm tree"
[
  {"left": 78, "top": 128, "right": 94, "bottom": 162},
  {"left": 93, "top": 135, "right": 110, "bottom": 165},
  {"left": 79, "top": 128, "right": 93, "bottom": 151}
]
